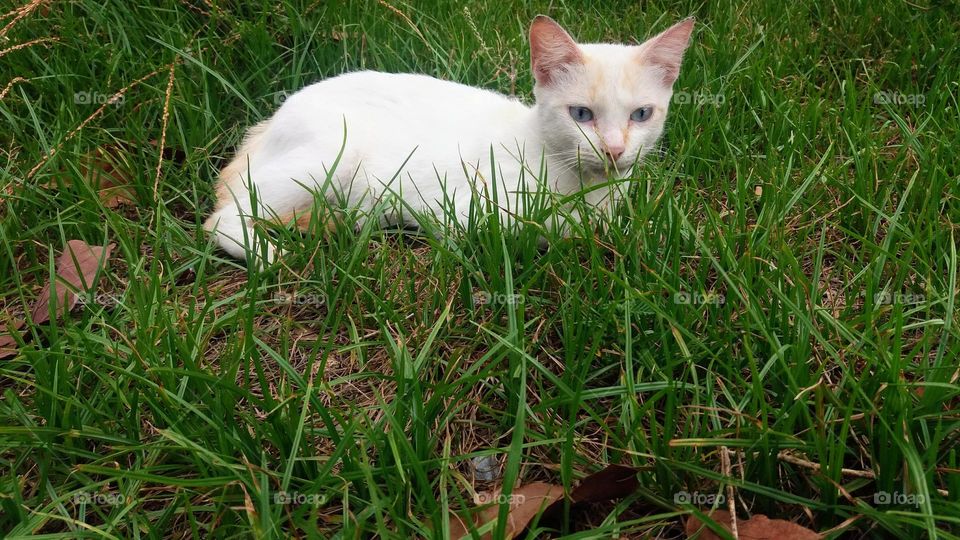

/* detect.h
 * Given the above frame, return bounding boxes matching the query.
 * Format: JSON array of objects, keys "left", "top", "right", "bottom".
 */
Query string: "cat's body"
[{"left": 205, "top": 16, "right": 694, "bottom": 261}]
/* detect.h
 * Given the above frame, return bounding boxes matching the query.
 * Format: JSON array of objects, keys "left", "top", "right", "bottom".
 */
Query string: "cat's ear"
[
  {"left": 637, "top": 17, "right": 695, "bottom": 87},
  {"left": 529, "top": 15, "right": 582, "bottom": 86}
]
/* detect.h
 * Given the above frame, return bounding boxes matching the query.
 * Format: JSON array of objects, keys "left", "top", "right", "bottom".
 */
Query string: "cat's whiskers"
[{"left": 544, "top": 151, "right": 605, "bottom": 174}]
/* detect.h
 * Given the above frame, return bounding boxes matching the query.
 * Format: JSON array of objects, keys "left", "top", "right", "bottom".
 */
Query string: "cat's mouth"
[
  {"left": 565, "top": 147, "right": 636, "bottom": 177},
  {"left": 580, "top": 155, "right": 631, "bottom": 177}
]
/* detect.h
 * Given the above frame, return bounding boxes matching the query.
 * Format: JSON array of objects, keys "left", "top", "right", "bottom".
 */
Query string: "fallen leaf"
[
  {"left": 55, "top": 142, "right": 185, "bottom": 209},
  {"left": 448, "top": 482, "right": 562, "bottom": 540},
  {"left": 147, "top": 139, "right": 187, "bottom": 164},
  {"left": 31, "top": 240, "right": 114, "bottom": 323},
  {"left": 0, "top": 240, "right": 113, "bottom": 359},
  {"left": 82, "top": 146, "right": 137, "bottom": 208},
  {"left": 444, "top": 464, "right": 642, "bottom": 539},
  {"left": 570, "top": 464, "right": 639, "bottom": 504},
  {"left": 0, "top": 319, "right": 25, "bottom": 359},
  {"left": 686, "top": 510, "right": 820, "bottom": 539},
  {"left": 40, "top": 145, "right": 137, "bottom": 208}
]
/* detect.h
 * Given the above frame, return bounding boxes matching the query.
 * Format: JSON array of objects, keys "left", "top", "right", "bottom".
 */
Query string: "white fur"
[{"left": 204, "top": 17, "right": 694, "bottom": 262}]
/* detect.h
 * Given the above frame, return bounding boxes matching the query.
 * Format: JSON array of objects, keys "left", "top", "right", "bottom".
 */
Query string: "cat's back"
[
  {"left": 300, "top": 70, "right": 518, "bottom": 107},
  {"left": 273, "top": 70, "right": 530, "bottom": 137}
]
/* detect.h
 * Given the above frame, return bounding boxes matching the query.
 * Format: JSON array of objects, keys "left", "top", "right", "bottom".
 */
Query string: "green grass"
[{"left": 1, "top": 0, "right": 959, "bottom": 538}]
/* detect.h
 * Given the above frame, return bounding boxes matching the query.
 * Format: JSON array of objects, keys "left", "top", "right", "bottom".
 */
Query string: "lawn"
[{"left": 1, "top": 0, "right": 958, "bottom": 538}]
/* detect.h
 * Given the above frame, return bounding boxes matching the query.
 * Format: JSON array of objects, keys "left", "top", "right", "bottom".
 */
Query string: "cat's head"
[{"left": 530, "top": 16, "right": 694, "bottom": 177}]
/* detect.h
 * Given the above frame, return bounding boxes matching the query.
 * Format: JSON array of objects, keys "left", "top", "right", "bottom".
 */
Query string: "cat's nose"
[{"left": 604, "top": 146, "right": 625, "bottom": 161}]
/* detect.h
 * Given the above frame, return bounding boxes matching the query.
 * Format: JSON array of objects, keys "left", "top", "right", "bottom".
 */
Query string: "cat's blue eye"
[
  {"left": 568, "top": 106, "right": 594, "bottom": 123},
  {"left": 630, "top": 107, "right": 653, "bottom": 122}
]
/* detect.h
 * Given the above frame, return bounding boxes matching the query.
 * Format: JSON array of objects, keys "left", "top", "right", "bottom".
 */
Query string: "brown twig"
[
  {"left": 777, "top": 450, "right": 875, "bottom": 479},
  {"left": 377, "top": 0, "right": 429, "bottom": 47},
  {"left": 26, "top": 66, "right": 167, "bottom": 179},
  {"left": 0, "top": 76, "right": 27, "bottom": 101},
  {"left": 0, "top": 35, "right": 56, "bottom": 57},
  {"left": 779, "top": 450, "right": 951, "bottom": 497},
  {"left": 0, "top": 0, "right": 46, "bottom": 39},
  {"left": 154, "top": 61, "right": 177, "bottom": 199},
  {"left": 721, "top": 446, "right": 738, "bottom": 539}
]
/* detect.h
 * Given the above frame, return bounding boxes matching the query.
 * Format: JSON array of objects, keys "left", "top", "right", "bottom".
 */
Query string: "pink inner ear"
[
  {"left": 639, "top": 19, "right": 694, "bottom": 86},
  {"left": 530, "top": 17, "right": 582, "bottom": 85},
  {"left": 648, "top": 56, "right": 681, "bottom": 86}
]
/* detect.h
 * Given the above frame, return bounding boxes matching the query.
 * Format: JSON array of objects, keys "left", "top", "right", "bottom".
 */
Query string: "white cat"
[{"left": 204, "top": 15, "right": 694, "bottom": 261}]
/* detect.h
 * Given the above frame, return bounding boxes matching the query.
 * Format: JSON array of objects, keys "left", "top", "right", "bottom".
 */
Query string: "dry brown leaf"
[
  {"left": 147, "top": 139, "right": 187, "bottom": 164},
  {"left": 448, "top": 482, "right": 562, "bottom": 540},
  {"left": 40, "top": 145, "right": 136, "bottom": 208},
  {"left": 237, "top": 482, "right": 260, "bottom": 530},
  {"left": 31, "top": 240, "right": 114, "bottom": 323},
  {"left": 82, "top": 146, "right": 136, "bottom": 208},
  {"left": 0, "top": 240, "right": 113, "bottom": 359},
  {"left": 443, "top": 464, "right": 642, "bottom": 539},
  {"left": 0, "top": 338, "right": 16, "bottom": 358},
  {"left": 0, "top": 319, "right": 25, "bottom": 359},
  {"left": 570, "top": 464, "right": 639, "bottom": 504},
  {"left": 686, "top": 510, "right": 820, "bottom": 539},
  {"left": 39, "top": 142, "right": 184, "bottom": 208}
]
